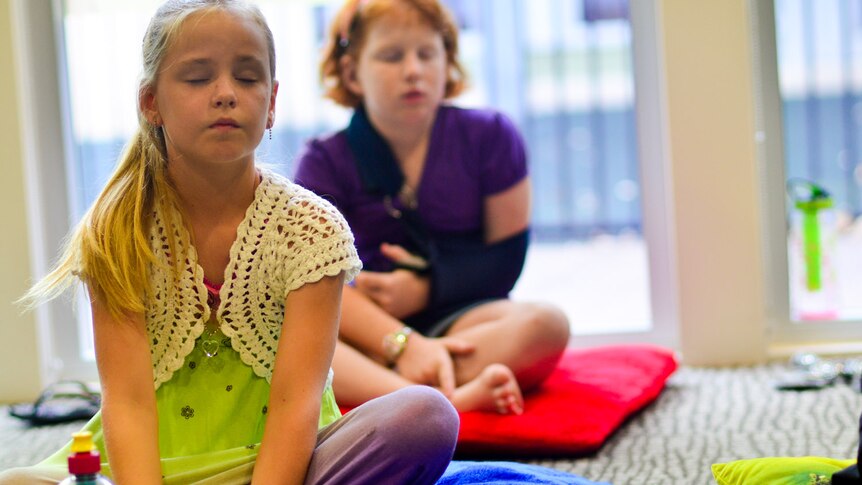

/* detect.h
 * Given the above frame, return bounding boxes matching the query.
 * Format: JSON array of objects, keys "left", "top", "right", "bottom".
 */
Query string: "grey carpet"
[
  {"left": 2, "top": 363, "right": 861, "bottom": 484},
  {"left": 529, "top": 364, "right": 862, "bottom": 484}
]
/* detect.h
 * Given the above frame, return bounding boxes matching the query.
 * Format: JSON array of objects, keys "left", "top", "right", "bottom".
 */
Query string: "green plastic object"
[{"left": 788, "top": 180, "right": 833, "bottom": 291}]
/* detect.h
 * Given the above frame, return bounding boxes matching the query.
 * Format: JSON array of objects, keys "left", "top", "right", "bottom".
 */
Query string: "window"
[
  {"left": 756, "top": 0, "right": 862, "bottom": 345},
  {"left": 48, "top": 0, "right": 670, "bottom": 377}
]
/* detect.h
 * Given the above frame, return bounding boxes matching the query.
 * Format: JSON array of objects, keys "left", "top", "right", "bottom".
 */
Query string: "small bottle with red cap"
[{"left": 58, "top": 431, "right": 113, "bottom": 485}]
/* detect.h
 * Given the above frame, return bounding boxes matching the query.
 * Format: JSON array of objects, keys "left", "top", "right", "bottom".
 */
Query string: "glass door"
[
  {"left": 503, "top": 0, "right": 653, "bottom": 338},
  {"left": 756, "top": 0, "right": 862, "bottom": 346}
]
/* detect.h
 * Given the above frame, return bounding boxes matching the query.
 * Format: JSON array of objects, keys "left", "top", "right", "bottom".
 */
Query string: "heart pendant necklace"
[
  {"left": 201, "top": 328, "right": 221, "bottom": 358},
  {"left": 201, "top": 275, "right": 223, "bottom": 358}
]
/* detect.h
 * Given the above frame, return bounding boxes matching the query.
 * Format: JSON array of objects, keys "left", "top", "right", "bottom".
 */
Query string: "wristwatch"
[{"left": 382, "top": 326, "right": 414, "bottom": 367}]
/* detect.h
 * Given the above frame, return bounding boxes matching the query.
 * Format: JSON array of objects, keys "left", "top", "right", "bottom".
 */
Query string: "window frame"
[
  {"left": 570, "top": 0, "right": 679, "bottom": 349},
  {"left": 14, "top": 0, "right": 96, "bottom": 382}
]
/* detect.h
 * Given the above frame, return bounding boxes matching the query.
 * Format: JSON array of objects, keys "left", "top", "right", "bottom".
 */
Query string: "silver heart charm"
[{"left": 201, "top": 339, "right": 220, "bottom": 358}]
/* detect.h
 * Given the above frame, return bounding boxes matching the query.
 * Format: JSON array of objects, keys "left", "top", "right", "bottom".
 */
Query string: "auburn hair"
[{"left": 320, "top": 0, "right": 467, "bottom": 108}]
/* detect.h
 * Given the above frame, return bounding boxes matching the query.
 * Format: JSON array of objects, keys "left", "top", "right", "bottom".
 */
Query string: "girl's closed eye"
[
  {"left": 180, "top": 68, "right": 212, "bottom": 85},
  {"left": 235, "top": 71, "right": 261, "bottom": 83},
  {"left": 234, "top": 59, "right": 266, "bottom": 83},
  {"left": 376, "top": 48, "right": 403, "bottom": 63},
  {"left": 175, "top": 58, "right": 215, "bottom": 84},
  {"left": 418, "top": 46, "right": 439, "bottom": 61}
]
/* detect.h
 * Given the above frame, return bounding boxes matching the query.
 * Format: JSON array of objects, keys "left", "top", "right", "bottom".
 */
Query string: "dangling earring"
[{"left": 268, "top": 128, "right": 272, "bottom": 140}]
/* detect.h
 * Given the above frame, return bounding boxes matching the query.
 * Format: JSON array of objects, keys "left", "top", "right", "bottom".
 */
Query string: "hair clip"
[{"left": 338, "top": 0, "right": 369, "bottom": 52}]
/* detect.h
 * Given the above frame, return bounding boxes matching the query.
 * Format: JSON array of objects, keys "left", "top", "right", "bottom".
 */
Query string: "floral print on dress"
[{"left": 181, "top": 405, "right": 195, "bottom": 419}]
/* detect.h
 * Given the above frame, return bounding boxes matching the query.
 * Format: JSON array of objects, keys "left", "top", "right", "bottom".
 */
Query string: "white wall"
[{"left": 659, "top": 0, "right": 769, "bottom": 365}]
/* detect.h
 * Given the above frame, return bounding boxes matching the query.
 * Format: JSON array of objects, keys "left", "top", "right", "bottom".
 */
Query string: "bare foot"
[{"left": 449, "top": 363, "right": 524, "bottom": 415}]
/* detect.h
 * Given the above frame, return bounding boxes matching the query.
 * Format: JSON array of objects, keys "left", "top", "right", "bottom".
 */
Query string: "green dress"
[{"left": 37, "top": 328, "right": 342, "bottom": 484}]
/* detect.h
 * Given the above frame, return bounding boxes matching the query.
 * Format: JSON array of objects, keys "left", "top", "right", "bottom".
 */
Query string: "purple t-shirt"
[{"left": 293, "top": 105, "right": 528, "bottom": 272}]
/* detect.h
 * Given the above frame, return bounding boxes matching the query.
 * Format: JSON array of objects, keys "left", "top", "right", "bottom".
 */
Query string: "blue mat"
[{"left": 437, "top": 461, "right": 610, "bottom": 484}]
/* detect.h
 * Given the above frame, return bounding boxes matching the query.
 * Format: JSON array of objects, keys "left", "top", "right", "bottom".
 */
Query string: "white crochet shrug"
[{"left": 146, "top": 170, "right": 361, "bottom": 389}]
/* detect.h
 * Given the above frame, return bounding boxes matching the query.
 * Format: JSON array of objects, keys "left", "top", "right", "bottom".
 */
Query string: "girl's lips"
[
  {"left": 211, "top": 118, "right": 239, "bottom": 128},
  {"left": 403, "top": 91, "right": 425, "bottom": 102}
]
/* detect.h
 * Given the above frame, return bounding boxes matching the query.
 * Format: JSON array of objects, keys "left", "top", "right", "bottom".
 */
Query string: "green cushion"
[{"left": 712, "top": 457, "right": 855, "bottom": 485}]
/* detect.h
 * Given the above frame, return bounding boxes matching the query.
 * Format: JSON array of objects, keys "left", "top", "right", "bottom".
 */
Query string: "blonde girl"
[{"left": 0, "top": 1, "right": 457, "bottom": 484}]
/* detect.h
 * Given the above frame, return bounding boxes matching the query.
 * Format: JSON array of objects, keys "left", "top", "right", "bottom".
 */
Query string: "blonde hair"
[
  {"left": 22, "top": 0, "right": 276, "bottom": 319},
  {"left": 321, "top": 0, "right": 466, "bottom": 108}
]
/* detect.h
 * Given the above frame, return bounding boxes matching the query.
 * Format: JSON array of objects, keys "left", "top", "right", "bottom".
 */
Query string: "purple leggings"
[
  {"left": 305, "top": 385, "right": 458, "bottom": 484},
  {"left": 0, "top": 386, "right": 459, "bottom": 485}
]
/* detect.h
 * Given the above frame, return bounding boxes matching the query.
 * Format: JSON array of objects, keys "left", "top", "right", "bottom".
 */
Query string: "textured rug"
[
  {"left": 529, "top": 363, "right": 862, "bottom": 484},
  {"left": 2, "top": 363, "right": 861, "bottom": 484}
]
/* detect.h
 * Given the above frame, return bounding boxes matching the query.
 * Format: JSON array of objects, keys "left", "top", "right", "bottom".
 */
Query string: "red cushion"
[
  {"left": 455, "top": 344, "right": 677, "bottom": 457},
  {"left": 340, "top": 344, "right": 677, "bottom": 457}
]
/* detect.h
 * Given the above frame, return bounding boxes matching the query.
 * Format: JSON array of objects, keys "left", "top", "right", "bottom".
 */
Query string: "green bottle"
[{"left": 787, "top": 179, "right": 838, "bottom": 320}]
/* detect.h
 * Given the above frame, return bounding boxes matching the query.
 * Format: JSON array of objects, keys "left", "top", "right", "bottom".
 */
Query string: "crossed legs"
[
  {"left": 332, "top": 299, "right": 570, "bottom": 414},
  {"left": 0, "top": 387, "right": 456, "bottom": 485}
]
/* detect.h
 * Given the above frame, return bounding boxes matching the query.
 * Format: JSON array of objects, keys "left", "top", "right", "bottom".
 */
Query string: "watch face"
[{"left": 383, "top": 328, "right": 413, "bottom": 365}]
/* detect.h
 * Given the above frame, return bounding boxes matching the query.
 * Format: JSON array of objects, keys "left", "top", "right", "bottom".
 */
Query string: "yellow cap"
[{"left": 70, "top": 431, "right": 94, "bottom": 454}]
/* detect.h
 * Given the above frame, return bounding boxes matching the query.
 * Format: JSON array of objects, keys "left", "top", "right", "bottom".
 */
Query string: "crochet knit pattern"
[{"left": 146, "top": 170, "right": 361, "bottom": 389}]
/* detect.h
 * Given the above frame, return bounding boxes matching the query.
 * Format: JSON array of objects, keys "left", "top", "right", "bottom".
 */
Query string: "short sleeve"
[
  {"left": 294, "top": 139, "right": 347, "bottom": 211},
  {"left": 479, "top": 112, "right": 529, "bottom": 196},
  {"left": 281, "top": 190, "right": 362, "bottom": 296}
]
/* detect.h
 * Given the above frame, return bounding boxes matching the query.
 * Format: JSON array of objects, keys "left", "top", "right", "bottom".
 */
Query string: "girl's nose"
[
  {"left": 403, "top": 52, "right": 422, "bottom": 80},
  {"left": 212, "top": 80, "right": 237, "bottom": 108},
  {"left": 214, "top": 97, "right": 236, "bottom": 108}
]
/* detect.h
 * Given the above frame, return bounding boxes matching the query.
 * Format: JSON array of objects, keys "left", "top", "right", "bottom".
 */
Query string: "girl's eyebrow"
[
  {"left": 234, "top": 55, "right": 266, "bottom": 69},
  {"left": 175, "top": 58, "right": 212, "bottom": 70},
  {"left": 171, "top": 56, "right": 266, "bottom": 72}
]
